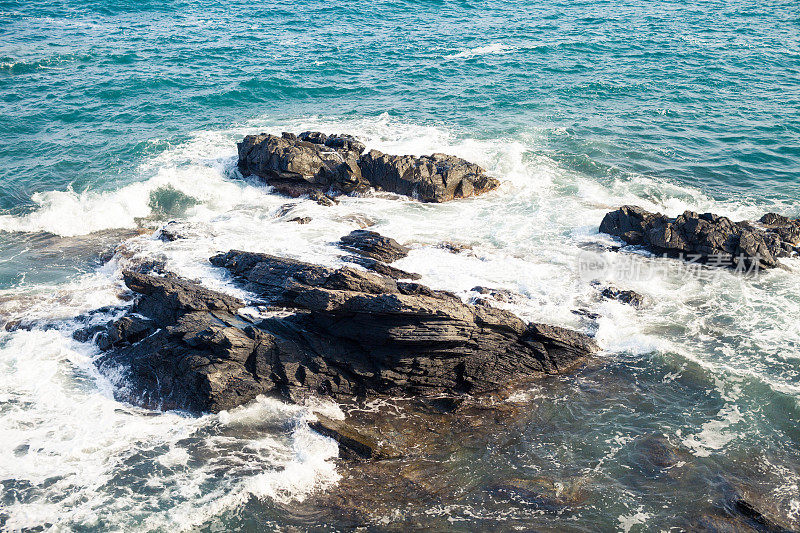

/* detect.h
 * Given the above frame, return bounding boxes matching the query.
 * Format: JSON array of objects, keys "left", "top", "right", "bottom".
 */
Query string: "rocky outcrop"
[
  {"left": 599, "top": 206, "right": 800, "bottom": 269},
  {"left": 592, "top": 282, "right": 645, "bottom": 308},
  {"left": 358, "top": 149, "right": 500, "bottom": 203},
  {"left": 82, "top": 249, "right": 598, "bottom": 414},
  {"left": 237, "top": 131, "right": 365, "bottom": 198},
  {"left": 236, "top": 131, "right": 501, "bottom": 203},
  {"left": 337, "top": 229, "right": 420, "bottom": 280},
  {"left": 338, "top": 229, "right": 410, "bottom": 263}
]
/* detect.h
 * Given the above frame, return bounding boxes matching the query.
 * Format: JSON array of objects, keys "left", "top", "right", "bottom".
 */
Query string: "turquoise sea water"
[{"left": 1, "top": 1, "right": 799, "bottom": 531}]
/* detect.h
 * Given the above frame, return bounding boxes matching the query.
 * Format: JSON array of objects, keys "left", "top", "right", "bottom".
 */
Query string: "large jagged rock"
[
  {"left": 237, "top": 131, "right": 366, "bottom": 198},
  {"left": 83, "top": 249, "right": 598, "bottom": 414},
  {"left": 599, "top": 206, "right": 800, "bottom": 269},
  {"left": 236, "top": 131, "right": 501, "bottom": 203},
  {"left": 358, "top": 149, "right": 500, "bottom": 202}
]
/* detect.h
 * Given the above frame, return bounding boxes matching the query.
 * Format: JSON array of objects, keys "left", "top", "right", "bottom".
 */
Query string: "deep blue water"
[
  {"left": 2, "top": 0, "right": 799, "bottom": 211},
  {"left": 1, "top": 1, "right": 799, "bottom": 531}
]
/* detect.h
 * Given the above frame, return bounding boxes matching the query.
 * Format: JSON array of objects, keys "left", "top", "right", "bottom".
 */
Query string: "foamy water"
[{"left": 1, "top": 115, "right": 799, "bottom": 529}]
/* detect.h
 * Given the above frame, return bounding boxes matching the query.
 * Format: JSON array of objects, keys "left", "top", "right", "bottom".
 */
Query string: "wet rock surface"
[
  {"left": 309, "top": 414, "right": 403, "bottom": 461},
  {"left": 594, "top": 282, "right": 646, "bottom": 307},
  {"left": 237, "top": 131, "right": 501, "bottom": 203},
  {"left": 720, "top": 482, "right": 799, "bottom": 533},
  {"left": 157, "top": 221, "right": 190, "bottom": 242},
  {"left": 341, "top": 255, "right": 421, "bottom": 281},
  {"left": 358, "top": 149, "right": 500, "bottom": 203},
  {"left": 79, "top": 241, "right": 598, "bottom": 414},
  {"left": 237, "top": 131, "right": 365, "bottom": 196},
  {"left": 338, "top": 229, "right": 410, "bottom": 263},
  {"left": 337, "top": 229, "right": 420, "bottom": 280},
  {"left": 274, "top": 391, "right": 602, "bottom": 528},
  {"left": 600, "top": 205, "right": 800, "bottom": 269}
]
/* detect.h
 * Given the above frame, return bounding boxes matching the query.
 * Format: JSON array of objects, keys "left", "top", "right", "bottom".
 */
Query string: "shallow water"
[{"left": 1, "top": 1, "right": 799, "bottom": 531}]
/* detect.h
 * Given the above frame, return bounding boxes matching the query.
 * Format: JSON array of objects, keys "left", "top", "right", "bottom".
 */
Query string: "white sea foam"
[
  {"left": 1, "top": 113, "right": 799, "bottom": 528},
  {"left": 0, "top": 329, "right": 339, "bottom": 532},
  {"left": 447, "top": 42, "right": 516, "bottom": 59},
  {"left": 617, "top": 506, "right": 650, "bottom": 533}
]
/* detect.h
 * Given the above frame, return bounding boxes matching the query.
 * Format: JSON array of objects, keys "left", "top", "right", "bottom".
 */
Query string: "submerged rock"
[
  {"left": 599, "top": 206, "right": 800, "bottom": 269},
  {"left": 722, "top": 482, "right": 799, "bottom": 532},
  {"left": 236, "top": 131, "right": 500, "bottom": 203},
  {"left": 309, "top": 415, "right": 403, "bottom": 461},
  {"left": 488, "top": 476, "right": 589, "bottom": 511},
  {"left": 437, "top": 241, "right": 473, "bottom": 254},
  {"left": 81, "top": 246, "right": 598, "bottom": 414}
]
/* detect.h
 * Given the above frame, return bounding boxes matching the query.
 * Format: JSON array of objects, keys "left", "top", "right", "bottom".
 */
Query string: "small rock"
[
  {"left": 489, "top": 476, "right": 589, "bottom": 511},
  {"left": 308, "top": 190, "right": 338, "bottom": 206},
  {"left": 339, "top": 229, "right": 410, "bottom": 263},
  {"left": 437, "top": 241, "right": 473, "bottom": 254},
  {"left": 470, "top": 286, "right": 519, "bottom": 304},
  {"left": 594, "top": 283, "right": 645, "bottom": 307},
  {"left": 572, "top": 308, "right": 601, "bottom": 320},
  {"left": 275, "top": 203, "right": 296, "bottom": 218},
  {"left": 338, "top": 213, "right": 376, "bottom": 229},
  {"left": 288, "top": 216, "right": 311, "bottom": 224},
  {"left": 157, "top": 221, "right": 188, "bottom": 242}
]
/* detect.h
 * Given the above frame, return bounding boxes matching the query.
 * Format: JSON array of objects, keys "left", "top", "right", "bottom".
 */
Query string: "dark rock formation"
[
  {"left": 358, "top": 149, "right": 500, "bottom": 203},
  {"left": 572, "top": 308, "right": 601, "bottom": 320},
  {"left": 342, "top": 255, "right": 421, "bottom": 281},
  {"left": 593, "top": 282, "right": 645, "bottom": 308},
  {"left": 83, "top": 251, "right": 598, "bottom": 414},
  {"left": 338, "top": 229, "right": 420, "bottom": 280},
  {"left": 338, "top": 229, "right": 410, "bottom": 263},
  {"left": 237, "top": 131, "right": 365, "bottom": 197},
  {"left": 600, "top": 206, "right": 800, "bottom": 269},
  {"left": 236, "top": 131, "right": 501, "bottom": 203}
]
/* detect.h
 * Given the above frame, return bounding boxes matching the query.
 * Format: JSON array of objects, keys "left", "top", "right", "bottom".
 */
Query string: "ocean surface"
[{"left": 1, "top": 0, "right": 799, "bottom": 530}]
